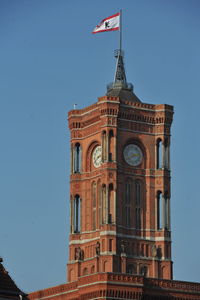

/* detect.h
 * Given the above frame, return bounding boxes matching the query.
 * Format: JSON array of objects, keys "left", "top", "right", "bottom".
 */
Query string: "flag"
[{"left": 92, "top": 12, "right": 120, "bottom": 34}]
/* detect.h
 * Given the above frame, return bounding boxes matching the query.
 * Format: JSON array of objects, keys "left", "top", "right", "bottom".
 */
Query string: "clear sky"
[{"left": 0, "top": 0, "right": 200, "bottom": 293}]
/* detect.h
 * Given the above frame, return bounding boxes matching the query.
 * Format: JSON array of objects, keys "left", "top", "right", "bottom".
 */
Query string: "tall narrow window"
[
  {"left": 92, "top": 182, "right": 97, "bottom": 230},
  {"left": 164, "top": 138, "right": 169, "bottom": 169},
  {"left": 102, "top": 184, "right": 106, "bottom": 224},
  {"left": 109, "top": 239, "right": 112, "bottom": 252},
  {"left": 70, "top": 195, "right": 73, "bottom": 233},
  {"left": 156, "top": 139, "right": 163, "bottom": 169},
  {"left": 125, "top": 180, "right": 131, "bottom": 227},
  {"left": 165, "top": 244, "right": 170, "bottom": 258},
  {"left": 164, "top": 191, "right": 170, "bottom": 229},
  {"left": 108, "top": 130, "right": 114, "bottom": 162},
  {"left": 102, "top": 131, "right": 106, "bottom": 162},
  {"left": 74, "top": 194, "right": 81, "bottom": 233},
  {"left": 70, "top": 145, "right": 74, "bottom": 174},
  {"left": 98, "top": 180, "right": 101, "bottom": 226},
  {"left": 74, "top": 143, "right": 81, "bottom": 173},
  {"left": 157, "top": 191, "right": 163, "bottom": 230},
  {"left": 135, "top": 181, "right": 141, "bottom": 229},
  {"left": 108, "top": 183, "right": 114, "bottom": 223},
  {"left": 146, "top": 245, "right": 149, "bottom": 257}
]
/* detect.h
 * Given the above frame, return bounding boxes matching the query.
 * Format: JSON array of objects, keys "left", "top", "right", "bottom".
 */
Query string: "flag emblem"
[{"left": 92, "top": 12, "right": 120, "bottom": 34}]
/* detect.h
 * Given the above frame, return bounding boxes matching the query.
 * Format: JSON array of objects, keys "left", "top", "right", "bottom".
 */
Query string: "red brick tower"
[
  {"left": 29, "top": 50, "right": 200, "bottom": 300},
  {"left": 67, "top": 50, "right": 173, "bottom": 282}
]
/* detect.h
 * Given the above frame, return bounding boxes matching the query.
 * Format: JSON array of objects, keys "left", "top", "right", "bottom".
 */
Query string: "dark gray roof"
[
  {"left": 106, "top": 82, "right": 141, "bottom": 103},
  {"left": 0, "top": 260, "right": 22, "bottom": 295},
  {"left": 107, "top": 87, "right": 141, "bottom": 103}
]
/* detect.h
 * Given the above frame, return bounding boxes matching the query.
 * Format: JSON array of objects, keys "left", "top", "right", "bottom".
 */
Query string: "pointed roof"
[
  {"left": 0, "top": 258, "right": 23, "bottom": 295},
  {"left": 106, "top": 50, "right": 141, "bottom": 103}
]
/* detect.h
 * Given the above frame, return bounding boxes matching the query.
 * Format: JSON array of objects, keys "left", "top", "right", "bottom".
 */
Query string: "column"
[
  {"left": 113, "top": 188, "right": 116, "bottom": 224},
  {"left": 101, "top": 133, "right": 105, "bottom": 162},
  {"left": 70, "top": 145, "right": 73, "bottom": 174},
  {"left": 168, "top": 144, "right": 170, "bottom": 170},
  {"left": 113, "top": 132, "right": 117, "bottom": 162},
  {"left": 168, "top": 197, "right": 171, "bottom": 230},
  {"left": 162, "top": 141, "right": 165, "bottom": 169},
  {"left": 71, "top": 198, "right": 74, "bottom": 233}
]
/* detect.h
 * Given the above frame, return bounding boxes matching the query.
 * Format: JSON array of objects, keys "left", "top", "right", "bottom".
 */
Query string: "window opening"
[
  {"left": 156, "top": 139, "right": 162, "bottom": 169},
  {"left": 74, "top": 143, "right": 81, "bottom": 173},
  {"left": 125, "top": 180, "right": 131, "bottom": 227},
  {"left": 135, "top": 181, "right": 141, "bottom": 229},
  {"left": 74, "top": 195, "right": 81, "bottom": 233},
  {"left": 92, "top": 182, "right": 97, "bottom": 230},
  {"left": 157, "top": 191, "right": 163, "bottom": 230}
]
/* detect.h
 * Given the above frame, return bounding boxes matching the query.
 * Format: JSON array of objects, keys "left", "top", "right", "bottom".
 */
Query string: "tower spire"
[
  {"left": 114, "top": 49, "right": 127, "bottom": 86},
  {"left": 106, "top": 49, "right": 141, "bottom": 103}
]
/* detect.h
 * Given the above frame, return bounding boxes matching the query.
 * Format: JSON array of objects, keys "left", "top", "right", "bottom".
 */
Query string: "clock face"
[
  {"left": 92, "top": 146, "right": 102, "bottom": 168},
  {"left": 123, "top": 144, "right": 143, "bottom": 166}
]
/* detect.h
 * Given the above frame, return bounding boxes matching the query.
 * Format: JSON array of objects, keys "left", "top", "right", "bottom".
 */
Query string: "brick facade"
[
  {"left": 67, "top": 94, "right": 173, "bottom": 282},
  {"left": 29, "top": 273, "right": 200, "bottom": 300},
  {"left": 28, "top": 53, "right": 200, "bottom": 299}
]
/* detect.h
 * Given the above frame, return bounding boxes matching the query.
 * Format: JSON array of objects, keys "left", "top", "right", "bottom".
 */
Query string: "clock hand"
[{"left": 129, "top": 153, "right": 139, "bottom": 158}]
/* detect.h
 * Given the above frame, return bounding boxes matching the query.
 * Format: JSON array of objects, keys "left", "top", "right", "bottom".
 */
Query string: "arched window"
[
  {"left": 74, "top": 143, "right": 81, "bottom": 173},
  {"left": 125, "top": 180, "right": 131, "bottom": 227},
  {"left": 70, "top": 195, "right": 73, "bottom": 233},
  {"left": 101, "top": 184, "right": 106, "bottom": 224},
  {"left": 164, "top": 138, "right": 169, "bottom": 169},
  {"left": 108, "top": 183, "right": 114, "bottom": 224},
  {"left": 74, "top": 194, "right": 81, "bottom": 233},
  {"left": 135, "top": 181, "right": 141, "bottom": 229},
  {"left": 92, "top": 182, "right": 97, "bottom": 230},
  {"left": 70, "top": 145, "right": 73, "bottom": 174},
  {"left": 157, "top": 191, "right": 163, "bottom": 230},
  {"left": 102, "top": 131, "right": 107, "bottom": 162},
  {"left": 97, "top": 180, "right": 101, "bottom": 226},
  {"left": 156, "top": 139, "right": 163, "bottom": 169},
  {"left": 108, "top": 130, "right": 114, "bottom": 162},
  {"left": 164, "top": 191, "right": 170, "bottom": 230}
]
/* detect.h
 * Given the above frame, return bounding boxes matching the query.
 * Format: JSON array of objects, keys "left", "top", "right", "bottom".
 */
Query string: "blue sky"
[{"left": 0, "top": 0, "right": 200, "bottom": 293}]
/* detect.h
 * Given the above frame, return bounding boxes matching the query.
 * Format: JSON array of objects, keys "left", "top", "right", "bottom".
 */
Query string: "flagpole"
[
  {"left": 119, "top": 9, "right": 122, "bottom": 53},
  {"left": 114, "top": 10, "right": 123, "bottom": 83}
]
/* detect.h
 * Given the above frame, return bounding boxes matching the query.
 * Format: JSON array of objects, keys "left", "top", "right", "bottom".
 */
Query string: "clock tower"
[{"left": 67, "top": 50, "right": 173, "bottom": 282}]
